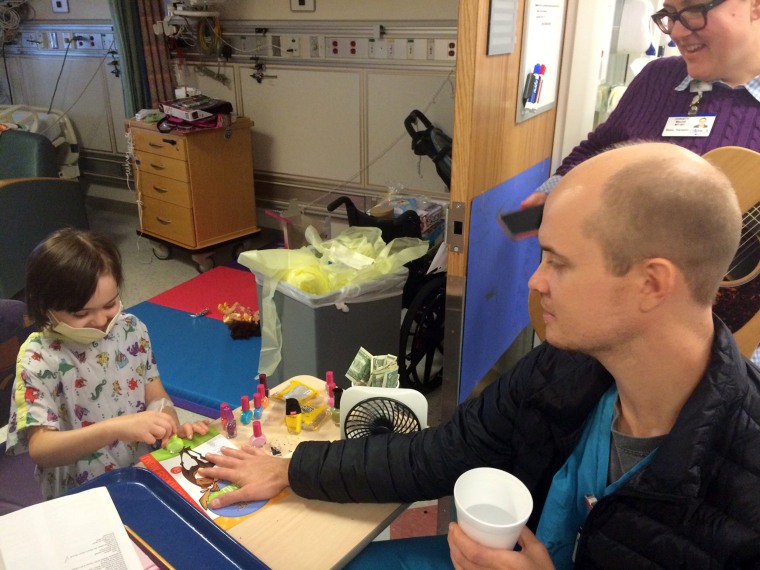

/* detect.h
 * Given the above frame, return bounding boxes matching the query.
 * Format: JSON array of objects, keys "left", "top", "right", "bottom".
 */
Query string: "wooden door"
[{"left": 442, "top": 0, "right": 564, "bottom": 409}]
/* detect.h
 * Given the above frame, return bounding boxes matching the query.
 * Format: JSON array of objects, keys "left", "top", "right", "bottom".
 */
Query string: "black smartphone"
[{"left": 498, "top": 204, "right": 544, "bottom": 240}]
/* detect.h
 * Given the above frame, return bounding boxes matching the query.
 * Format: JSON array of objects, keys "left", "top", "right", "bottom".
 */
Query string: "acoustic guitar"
[{"left": 705, "top": 146, "right": 760, "bottom": 359}]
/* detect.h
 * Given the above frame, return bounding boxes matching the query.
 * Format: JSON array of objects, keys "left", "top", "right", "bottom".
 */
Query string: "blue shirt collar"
[{"left": 675, "top": 73, "right": 760, "bottom": 103}]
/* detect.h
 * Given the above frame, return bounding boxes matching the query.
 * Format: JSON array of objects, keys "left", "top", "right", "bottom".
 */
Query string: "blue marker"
[{"left": 528, "top": 63, "right": 541, "bottom": 104}]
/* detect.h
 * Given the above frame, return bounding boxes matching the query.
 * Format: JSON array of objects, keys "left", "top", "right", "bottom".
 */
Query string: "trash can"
[
  {"left": 255, "top": 277, "right": 403, "bottom": 387},
  {"left": 238, "top": 225, "right": 429, "bottom": 387}
]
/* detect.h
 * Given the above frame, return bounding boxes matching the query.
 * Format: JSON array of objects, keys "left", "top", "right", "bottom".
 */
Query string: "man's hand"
[
  {"left": 198, "top": 446, "right": 290, "bottom": 507},
  {"left": 448, "top": 523, "right": 553, "bottom": 570}
]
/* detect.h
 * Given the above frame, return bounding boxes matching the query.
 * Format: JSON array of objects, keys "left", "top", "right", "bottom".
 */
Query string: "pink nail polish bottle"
[{"left": 250, "top": 420, "right": 266, "bottom": 448}]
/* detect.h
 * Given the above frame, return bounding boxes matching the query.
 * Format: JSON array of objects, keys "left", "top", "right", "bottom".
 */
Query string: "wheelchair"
[
  {"left": 327, "top": 196, "right": 445, "bottom": 394},
  {"left": 325, "top": 109, "right": 451, "bottom": 394}
]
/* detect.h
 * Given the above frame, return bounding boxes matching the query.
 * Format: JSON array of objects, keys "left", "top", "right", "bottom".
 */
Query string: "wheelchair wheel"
[{"left": 398, "top": 273, "right": 446, "bottom": 394}]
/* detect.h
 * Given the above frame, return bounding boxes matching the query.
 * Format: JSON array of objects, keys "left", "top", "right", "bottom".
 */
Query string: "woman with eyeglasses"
[
  {"left": 522, "top": 0, "right": 760, "bottom": 207},
  {"left": 522, "top": 0, "right": 760, "bottom": 362}
]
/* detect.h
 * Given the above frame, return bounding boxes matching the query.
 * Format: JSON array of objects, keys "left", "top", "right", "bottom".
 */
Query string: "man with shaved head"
[{"left": 202, "top": 143, "right": 760, "bottom": 569}]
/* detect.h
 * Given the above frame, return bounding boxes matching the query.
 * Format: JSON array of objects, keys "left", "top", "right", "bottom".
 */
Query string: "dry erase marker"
[
  {"left": 522, "top": 72, "right": 535, "bottom": 107},
  {"left": 528, "top": 63, "right": 542, "bottom": 104},
  {"left": 535, "top": 65, "right": 546, "bottom": 103}
]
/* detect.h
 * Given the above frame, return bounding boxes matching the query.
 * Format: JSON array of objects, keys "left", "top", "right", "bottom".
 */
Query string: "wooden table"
[{"left": 206, "top": 375, "right": 406, "bottom": 569}]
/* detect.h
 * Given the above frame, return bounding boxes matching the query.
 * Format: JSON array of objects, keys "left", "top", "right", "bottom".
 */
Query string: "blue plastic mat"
[{"left": 128, "top": 302, "right": 261, "bottom": 413}]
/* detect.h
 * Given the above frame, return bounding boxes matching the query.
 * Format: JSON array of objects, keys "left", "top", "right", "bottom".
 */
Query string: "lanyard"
[{"left": 688, "top": 81, "right": 713, "bottom": 116}]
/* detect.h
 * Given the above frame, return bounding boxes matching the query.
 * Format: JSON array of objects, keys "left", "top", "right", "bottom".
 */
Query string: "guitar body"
[{"left": 704, "top": 146, "right": 760, "bottom": 358}]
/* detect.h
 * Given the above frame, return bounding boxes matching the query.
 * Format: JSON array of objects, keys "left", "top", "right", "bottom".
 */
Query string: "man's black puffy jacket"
[{"left": 290, "top": 318, "right": 760, "bottom": 568}]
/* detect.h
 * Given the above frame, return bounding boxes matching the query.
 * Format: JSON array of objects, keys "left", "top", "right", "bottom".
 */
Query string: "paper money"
[
  {"left": 347, "top": 346, "right": 399, "bottom": 388},
  {"left": 346, "top": 347, "right": 373, "bottom": 386}
]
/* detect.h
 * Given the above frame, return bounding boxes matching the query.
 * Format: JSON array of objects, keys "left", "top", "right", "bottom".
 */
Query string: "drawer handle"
[
  {"left": 152, "top": 185, "right": 168, "bottom": 193},
  {"left": 156, "top": 216, "right": 172, "bottom": 225},
  {"left": 148, "top": 139, "right": 177, "bottom": 148},
  {"left": 150, "top": 163, "right": 165, "bottom": 170}
]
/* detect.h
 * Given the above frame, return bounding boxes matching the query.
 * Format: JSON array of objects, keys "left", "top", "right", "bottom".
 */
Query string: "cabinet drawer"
[
  {"left": 132, "top": 129, "right": 187, "bottom": 159},
  {"left": 134, "top": 150, "right": 189, "bottom": 182},
  {"left": 138, "top": 171, "right": 191, "bottom": 208},
  {"left": 140, "top": 196, "right": 196, "bottom": 247}
]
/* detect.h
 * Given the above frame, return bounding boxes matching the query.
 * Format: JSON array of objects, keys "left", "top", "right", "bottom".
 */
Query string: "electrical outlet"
[
  {"left": 76, "top": 35, "right": 98, "bottom": 49},
  {"left": 283, "top": 35, "right": 300, "bottom": 58},
  {"left": 62, "top": 32, "right": 74, "bottom": 46},
  {"left": 433, "top": 39, "right": 457, "bottom": 61},
  {"left": 326, "top": 37, "right": 368, "bottom": 58},
  {"left": 51, "top": 0, "right": 69, "bottom": 13},
  {"left": 290, "top": 0, "right": 315, "bottom": 12}
]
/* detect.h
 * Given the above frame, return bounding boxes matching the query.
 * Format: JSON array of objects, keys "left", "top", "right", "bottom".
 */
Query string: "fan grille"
[{"left": 344, "top": 397, "right": 422, "bottom": 439}]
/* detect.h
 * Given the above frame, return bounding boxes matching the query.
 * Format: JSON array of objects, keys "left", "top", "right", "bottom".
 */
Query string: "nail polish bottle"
[
  {"left": 253, "top": 391, "right": 263, "bottom": 420},
  {"left": 325, "top": 370, "right": 335, "bottom": 397},
  {"left": 240, "top": 395, "right": 252, "bottom": 425},
  {"left": 220, "top": 402, "right": 237, "bottom": 438},
  {"left": 285, "top": 398, "right": 302, "bottom": 435},
  {"left": 258, "top": 373, "right": 269, "bottom": 398},
  {"left": 257, "top": 383, "right": 269, "bottom": 408},
  {"left": 250, "top": 420, "right": 267, "bottom": 448},
  {"left": 331, "top": 387, "right": 343, "bottom": 427}
]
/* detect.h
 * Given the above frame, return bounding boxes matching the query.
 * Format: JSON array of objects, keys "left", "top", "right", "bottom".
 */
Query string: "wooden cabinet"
[{"left": 128, "top": 117, "right": 259, "bottom": 251}]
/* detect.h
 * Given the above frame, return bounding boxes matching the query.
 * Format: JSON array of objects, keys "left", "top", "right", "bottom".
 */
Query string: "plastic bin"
[{"left": 256, "top": 280, "right": 401, "bottom": 387}]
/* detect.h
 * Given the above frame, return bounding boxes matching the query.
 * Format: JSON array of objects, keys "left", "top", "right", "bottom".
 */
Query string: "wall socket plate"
[
  {"left": 51, "top": 0, "right": 69, "bottom": 13},
  {"left": 290, "top": 0, "right": 315, "bottom": 12}
]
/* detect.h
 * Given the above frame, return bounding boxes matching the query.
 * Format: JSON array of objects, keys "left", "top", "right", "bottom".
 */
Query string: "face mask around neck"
[{"left": 50, "top": 303, "right": 122, "bottom": 344}]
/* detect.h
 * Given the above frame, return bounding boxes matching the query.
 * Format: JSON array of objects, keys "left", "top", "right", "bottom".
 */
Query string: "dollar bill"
[
  {"left": 347, "top": 348, "right": 400, "bottom": 387},
  {"left": 346, "top": 346, "right": 373, "bottom": 385}
]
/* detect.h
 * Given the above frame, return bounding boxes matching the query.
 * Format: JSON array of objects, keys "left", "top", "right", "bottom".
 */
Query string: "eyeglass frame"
[{"left": 651, "top": 0, "right": 729, "bottom": 34}]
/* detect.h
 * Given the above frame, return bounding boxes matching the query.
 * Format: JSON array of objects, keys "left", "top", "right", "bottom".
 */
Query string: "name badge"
[{"left": 662, "top": 114, "right": 715, "bottom": 137}]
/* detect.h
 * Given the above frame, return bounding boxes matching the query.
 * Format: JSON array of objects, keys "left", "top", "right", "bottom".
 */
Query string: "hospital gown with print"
[{"left": 6, "top": 312, "right": 160, "bottom": 499}]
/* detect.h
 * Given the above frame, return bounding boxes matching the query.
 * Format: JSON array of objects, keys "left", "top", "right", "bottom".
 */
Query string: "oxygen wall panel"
[
  {"left": 366, "top": 70, "right": 454, "bottom": 194},
  {"left": 239, "top": 67, "right": 361, "bottom": 181}
]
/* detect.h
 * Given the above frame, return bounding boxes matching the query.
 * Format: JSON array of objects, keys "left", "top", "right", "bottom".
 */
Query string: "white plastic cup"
[{"left": 453, "top": 467, "right": 533, "bottom": 550}]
